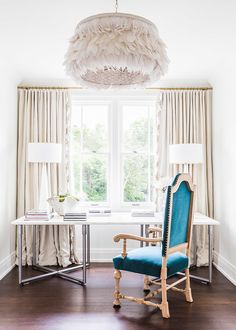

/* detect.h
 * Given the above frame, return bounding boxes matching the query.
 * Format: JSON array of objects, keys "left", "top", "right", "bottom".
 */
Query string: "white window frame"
[
  {"left": 118, "top": 100, "right": 156, "bottom": 210},
  {"left": 70, "top": 98, "right": 112, "bottom": 208},
  {"left": 71, "top": 91, "right": 158, "bottom": 211}
]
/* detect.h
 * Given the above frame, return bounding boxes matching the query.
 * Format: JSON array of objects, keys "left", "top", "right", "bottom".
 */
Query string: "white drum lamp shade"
[
  {"left": 169, "top": 144, "right": 203, "bottom": 173},
  {"left": 28, "top": 143, "right": 62, "bottom": 210}
]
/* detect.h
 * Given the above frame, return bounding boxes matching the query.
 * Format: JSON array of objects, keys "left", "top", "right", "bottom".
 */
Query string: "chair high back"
[{"left": 162, "top": 173, "right": 195, "bottom": 257}]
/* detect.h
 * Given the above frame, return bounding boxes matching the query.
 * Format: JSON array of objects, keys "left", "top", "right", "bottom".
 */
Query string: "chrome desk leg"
[
  {"left": 87, "top": 225, "right": 90, "bottom": 266},
  {"left": 177, "top": 224, "right": 214, "bottom": 284},
  {"left": 193, "top": 227, "right": 198, "bottom": 267},
  {"left": 82, "top": 224, "right": 87, "bottom": 284},
  {"left": 145, "top": 224, "right": 149, "bottom": 246},
  {"left": 208, "top": 225, "right": 213, "bottom": 284},
  {"left": 32, "top": 225, "right": 37, "bottom": 266},
  {"left": 140, "top": 224, "right": 144, "bottom": 247},
  {"left": 18, "top": 225, "right": 23, "bottom": 286}
]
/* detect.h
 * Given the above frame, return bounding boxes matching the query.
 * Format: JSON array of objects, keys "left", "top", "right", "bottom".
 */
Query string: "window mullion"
[
  {"left": 107, "top": 103, "right": 112, "bottom": 207},
  {"left": 110, "top": 99, "right": 120, "bottom": 211},
  {"left": 80, "top": 105, "right": 83, "bottom": 197},
  {"left": 148, "top": 105, "right": 151, "bottom": 203}
]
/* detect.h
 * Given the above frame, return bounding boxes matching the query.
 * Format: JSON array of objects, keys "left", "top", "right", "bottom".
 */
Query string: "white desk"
[{"left": 12, "top": 212, "right": 219, "bottom": 286}]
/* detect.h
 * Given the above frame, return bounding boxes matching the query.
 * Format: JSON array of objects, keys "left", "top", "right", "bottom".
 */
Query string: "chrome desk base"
[
  {"left": 18, "top": 223, "right": 213, "bottom": 286},
  {"left": 177, "top": 225, "right": 213, "bottom": 284},
  {"left": 18, "top": 224, "right": 90, "bottom": 286}
]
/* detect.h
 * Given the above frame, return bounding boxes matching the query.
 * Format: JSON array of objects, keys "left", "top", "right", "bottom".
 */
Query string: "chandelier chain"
[{"left": 115, "top": 0, "right": 118, "bottom": 13}]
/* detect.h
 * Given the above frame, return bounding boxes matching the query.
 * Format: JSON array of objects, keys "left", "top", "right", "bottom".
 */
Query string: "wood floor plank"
[{"left": 0, "top": 264, "right": 235, "bottom": 330}]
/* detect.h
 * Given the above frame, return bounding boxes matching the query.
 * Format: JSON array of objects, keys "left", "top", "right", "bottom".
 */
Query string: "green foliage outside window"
[
  {"left": 72, "top": 124, "right": 107, "bottom": 202},
  {"left": 123, "top": 155, "right": 148, "bottom": 202},
  {"left": 83, "top": 157, "right": 107, "bottom": 201},
  {"left": 72, "top": 116, "right": 154, "bottom": 203}
]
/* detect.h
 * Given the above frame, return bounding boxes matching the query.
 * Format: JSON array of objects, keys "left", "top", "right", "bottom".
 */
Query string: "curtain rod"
[{"left": 17, "top": 86, "right": 212, "bottom": 91}]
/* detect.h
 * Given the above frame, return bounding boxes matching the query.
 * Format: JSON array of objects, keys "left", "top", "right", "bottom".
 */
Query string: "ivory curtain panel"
[
  {"left": 157, "top": 89, "right": 213, "bottom": 266},
  {"left": 16, "top": 88, "right": 80, "bottom": 267}
]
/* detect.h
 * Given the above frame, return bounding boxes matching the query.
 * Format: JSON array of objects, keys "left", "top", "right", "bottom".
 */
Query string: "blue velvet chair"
[{"left": 112, "top": 173, "right": 195, "bottom": 318}]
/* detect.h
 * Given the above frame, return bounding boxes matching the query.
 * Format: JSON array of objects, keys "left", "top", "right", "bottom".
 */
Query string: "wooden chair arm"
[
  {"left": 148, "top": 227, "right": 162, "bottom": 234},
  {"left": 114, "top": 233, "right": 162, "bottom": 244},
  {"left": 148, "top": 227, "right": 162, "bottom": 246},
  {"left": 113, "top": 233, "right": 162, "bottom": 258}
]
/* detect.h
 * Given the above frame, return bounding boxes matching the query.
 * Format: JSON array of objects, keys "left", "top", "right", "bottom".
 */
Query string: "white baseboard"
[
  {"left": 0, "top": 252, "right": 16, "bottom": 280},
  {"left": 213, "top": 251, "right": 236, "bottom": 286},
  {"left": 80, "top": 248, "right": 121, "bottom": 262}
]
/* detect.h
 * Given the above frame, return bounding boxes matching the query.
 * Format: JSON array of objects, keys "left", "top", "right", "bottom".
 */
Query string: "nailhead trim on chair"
[{"left": 162, "top": 186, "right": 171, "bottom": 257}]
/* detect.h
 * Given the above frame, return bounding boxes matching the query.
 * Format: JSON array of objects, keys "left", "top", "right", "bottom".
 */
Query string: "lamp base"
[
  {"left": 39, "top": 164, "right": 49, "bottom": 210},
  {"left": 183, "top": 163, "right": 189, "bottom": 173}
]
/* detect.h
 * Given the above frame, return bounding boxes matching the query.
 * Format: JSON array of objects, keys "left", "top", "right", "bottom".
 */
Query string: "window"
[
  {"left": 70, "top": 93, "right": 157, "bottom": 210},
  {"left": 71, "top": 103, "right": 110, "bottom": 203},
  {"left": 121, "top": 104, "right": 155, "bottom": 204}
]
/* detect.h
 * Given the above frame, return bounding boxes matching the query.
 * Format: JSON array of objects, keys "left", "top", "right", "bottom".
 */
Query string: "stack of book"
[
  {"left": 131, "top": 209, "right": 155, "bottom": 217},
  {"left": 64, "top": 212, "right": 87, "bottom": 220},
  {"left": 24, "top": 210, "right": 53, "bottom": 221},
  {"left": 89, "top": 208, "right": 111, "bottom": 216}
]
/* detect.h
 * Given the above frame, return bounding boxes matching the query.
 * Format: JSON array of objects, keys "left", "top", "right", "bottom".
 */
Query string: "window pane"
[
  {"left": 72, "top": 158, "right": 81, "bottom": 196},
  {"left": 82, "top": 155, "right": 108, "bottom": 202},
  {"left": 122, "top": 105, "right": 149, "bottom": 152},
  {"left": 71, "top": 106, "right": 82, "bottom": 152},
  {"left": 123, "top": 155, "right": 148, "bottom": 202},
  {"left": 82, "top": 105, "right": 109, "bottom": 152},
  {"left": 150, "top": 155, "right": 155, "bottom": 202},
  {"left": 150, "top": 106, "right": 156, "bottom": 153}
]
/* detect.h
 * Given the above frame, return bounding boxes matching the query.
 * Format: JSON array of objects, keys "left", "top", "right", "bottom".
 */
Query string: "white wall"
[
  {"left": 209, "top": 1, "right": 236, "bottom": 285},
  {"left": 0, "top": 0, "right": 236, "bottom": 281},
  {"left": 0, "top": 54, "right": 19, "bottom": 278}
]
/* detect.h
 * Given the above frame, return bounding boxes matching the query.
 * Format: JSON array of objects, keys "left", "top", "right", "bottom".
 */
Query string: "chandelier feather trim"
[{"left": 64, "top": 13, "right": 169, "bottom": 89}]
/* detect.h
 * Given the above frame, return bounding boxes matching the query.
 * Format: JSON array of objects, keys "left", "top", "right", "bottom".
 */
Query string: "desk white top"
[{"left": 11, "top": 212, "right": 219, "bottom": 226}]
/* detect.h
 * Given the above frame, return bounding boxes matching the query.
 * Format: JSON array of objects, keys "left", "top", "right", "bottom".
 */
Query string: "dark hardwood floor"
[{"left": 0, "top": 264, "right": 235, "bottom": 330}]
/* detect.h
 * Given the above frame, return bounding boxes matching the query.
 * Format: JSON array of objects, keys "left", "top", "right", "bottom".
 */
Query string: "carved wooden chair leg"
[
  {"left": 143, "top": 275, "right": 151, "bottom": 293},
  {"left": 184, "top": 268, "right": 193, "bottom": 303},
  {"left": 113, "top": 269, "right": 122, "bottom": 308},
  {"left": 161, "top": 266, "right": 170, "bottom": 318}
]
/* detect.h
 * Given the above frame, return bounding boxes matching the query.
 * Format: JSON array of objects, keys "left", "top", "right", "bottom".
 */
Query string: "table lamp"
[
  {"left": 28, "top": 143, "right": 62, "bottom": 210},
  {"left": 169, "top": 143, "right": 203, "bottom": 173}
]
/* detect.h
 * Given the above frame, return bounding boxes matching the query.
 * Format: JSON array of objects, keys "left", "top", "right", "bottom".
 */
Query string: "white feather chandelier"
[{"left": 64, "top": 0, "right": 169, "bottom": 89}]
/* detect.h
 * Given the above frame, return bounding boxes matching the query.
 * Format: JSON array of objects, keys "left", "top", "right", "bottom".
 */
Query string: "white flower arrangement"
[{"left": 47, "top": 194, "right": 79, "bottom": 216}]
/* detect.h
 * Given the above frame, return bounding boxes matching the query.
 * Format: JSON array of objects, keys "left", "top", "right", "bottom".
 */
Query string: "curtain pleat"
[
  {"left": 157, "top": 90, "right": 213, "bottom": 266},
  {"left": 16, "top": 88, "right": 79, "bottom": 267}
]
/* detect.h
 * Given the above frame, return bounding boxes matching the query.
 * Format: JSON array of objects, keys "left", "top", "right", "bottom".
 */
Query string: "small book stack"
[
  {"left": 131, "top": 209, "right": 155, "bottom": 217},
  {"left": 24, "top": 210, "right": 53, "bottom": 221},
  {"left": 64, "top": 212, "right": 87, "bottom": 220},
  {"left": 89, "top": 208, "right": 111, "bottom": 216}
]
